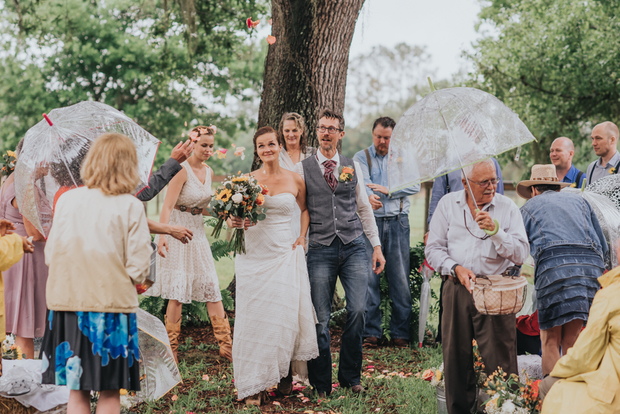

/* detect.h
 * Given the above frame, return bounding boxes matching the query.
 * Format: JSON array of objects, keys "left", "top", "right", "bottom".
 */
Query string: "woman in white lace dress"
[
  {"left": 144, "top": 126, "right": 232, "bottom": 362},
  {"left": 230, "top": 126, "right": 318, "bottom": 405}
]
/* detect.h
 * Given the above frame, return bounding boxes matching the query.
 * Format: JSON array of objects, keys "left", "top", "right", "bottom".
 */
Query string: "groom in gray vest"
[{"left": 297, "top": 109, "right": 385, "bottom": 396}]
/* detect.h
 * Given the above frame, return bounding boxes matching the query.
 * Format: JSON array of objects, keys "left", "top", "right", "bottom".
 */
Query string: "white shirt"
[
  {"left": 294, "top": 151, "right": 381, "bottom": 247},
  {"left": 425, "top": 190, "right": 529, "bottom": 276}
]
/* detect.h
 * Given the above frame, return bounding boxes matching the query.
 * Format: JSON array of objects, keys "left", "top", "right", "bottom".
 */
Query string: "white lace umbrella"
[
  {"left": 14, "top": 101, "right": 160, "bottom": 237},
  {"left": 387, "top": 86, "right": 536, "bottom": 194}
]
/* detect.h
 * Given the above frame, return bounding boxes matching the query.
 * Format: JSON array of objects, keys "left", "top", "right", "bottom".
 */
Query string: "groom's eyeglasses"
[{"left": 317, "top": 126, "right": 343, "bottom": 135}]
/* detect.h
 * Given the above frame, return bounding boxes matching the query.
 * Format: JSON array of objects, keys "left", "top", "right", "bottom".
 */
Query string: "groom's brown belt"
[{"left": 174, "top": 205, "right": 202, "bottom": 215}]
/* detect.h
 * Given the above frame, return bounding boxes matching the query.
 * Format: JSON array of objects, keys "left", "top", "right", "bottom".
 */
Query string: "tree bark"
[{"left": 255, "top": 0, "right": 365, "bottom": 168}]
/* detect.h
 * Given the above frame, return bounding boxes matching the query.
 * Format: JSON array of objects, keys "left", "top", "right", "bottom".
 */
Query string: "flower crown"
[{"left": 189, "top": 125, "right": 217, "bottom": 142}]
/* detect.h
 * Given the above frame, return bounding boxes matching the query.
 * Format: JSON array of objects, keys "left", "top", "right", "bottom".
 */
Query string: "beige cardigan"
[{"left": 45, "top": 187, "right": 151, "bottom": 313}]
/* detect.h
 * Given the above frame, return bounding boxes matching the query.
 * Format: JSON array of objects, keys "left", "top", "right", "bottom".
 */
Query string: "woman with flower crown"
[
  {"left": 143, "top": 125, "right": 232, "bottom": 362},
  {"left": 229, "top": 126, "right": 318, "bottom": 406}
]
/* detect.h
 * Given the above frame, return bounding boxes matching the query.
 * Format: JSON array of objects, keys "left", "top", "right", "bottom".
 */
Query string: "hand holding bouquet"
[{"left": 208, "top": 172, "right": 268, "bottom": 254}]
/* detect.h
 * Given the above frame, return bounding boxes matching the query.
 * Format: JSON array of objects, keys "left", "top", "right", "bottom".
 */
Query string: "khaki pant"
[{"left": 442, "top": 280, "right": 518, "bottom": 414}]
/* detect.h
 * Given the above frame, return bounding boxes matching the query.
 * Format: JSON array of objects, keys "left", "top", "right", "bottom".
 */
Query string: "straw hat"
[{"left": 516, "top": 164, "right": 570, "bottom": 199}]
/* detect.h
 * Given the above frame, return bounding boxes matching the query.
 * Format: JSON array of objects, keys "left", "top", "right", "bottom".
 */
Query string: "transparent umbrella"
[
  {"left": 14, "top": 101, "right": 160, "bottom": 237},
  {"left": 387, "top": 85, "right": 536, "bottom": 195},
  {"left": 563, "top": 186, "right": 620, "bottom": 269},
  {"left": 132, "top": 308, "right": 182, "bottom": 403},
  {"left": 418, "top": 262, "right": 434, "bottom": 348}
]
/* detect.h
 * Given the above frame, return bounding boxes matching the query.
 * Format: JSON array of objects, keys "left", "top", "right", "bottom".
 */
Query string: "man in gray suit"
[{"left": 296, "top": 109, "right": 385, "bottom": 396}]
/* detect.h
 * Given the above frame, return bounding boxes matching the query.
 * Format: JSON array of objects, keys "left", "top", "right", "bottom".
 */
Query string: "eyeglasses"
[
  {"left": 463, "top": 211, "right": 490, "bottom": 241},
  {"left": 468, "top": 177, "right": 499, "bottom": 189},
  {"left": 316, "top": 126, "right": 343, "bottom": 134}
]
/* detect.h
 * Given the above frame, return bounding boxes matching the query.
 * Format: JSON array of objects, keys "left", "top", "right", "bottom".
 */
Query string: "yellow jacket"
[
  {"left": 542, "top": 267, "right": 620, "bottom": 414},
  {"left": 0, "top": 233, "right": 24, "bottom": 343}
]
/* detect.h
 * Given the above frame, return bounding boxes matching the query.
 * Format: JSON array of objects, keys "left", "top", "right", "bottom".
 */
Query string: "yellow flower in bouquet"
[
  {"left": 208, "top": 172, "right": 269, "bottom": 254},
  {"left": 216, "top": 188, "right": 232, "bottom": 202}
]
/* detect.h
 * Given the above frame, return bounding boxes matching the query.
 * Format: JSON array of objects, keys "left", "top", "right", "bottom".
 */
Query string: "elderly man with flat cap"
[
  {"left": 586, "top": 121, "right": 620, "bottom": 185},
  {"left": 426, "top": 159, "right": 530, "bottom": 414}
]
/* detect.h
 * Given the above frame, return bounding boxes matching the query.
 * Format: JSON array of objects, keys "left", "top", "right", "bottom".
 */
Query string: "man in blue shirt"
[
  {"left": 426, "top": 158, "right": 504, "bottom": 344},
  {"left": 550, "top": 137, "right": 584, "bottom": 188},
  {"left": 353, "top": 117, "right": 420, "bottom": 348}
]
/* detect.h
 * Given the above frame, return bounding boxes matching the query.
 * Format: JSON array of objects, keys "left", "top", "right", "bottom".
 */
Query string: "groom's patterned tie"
[{"left": 323, "top": 160, "right": 338, "bottom": 192}]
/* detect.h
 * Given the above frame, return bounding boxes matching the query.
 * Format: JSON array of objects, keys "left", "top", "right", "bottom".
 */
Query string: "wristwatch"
[{"left": 450, "top": 264, "right": 460, "bottom": 278}]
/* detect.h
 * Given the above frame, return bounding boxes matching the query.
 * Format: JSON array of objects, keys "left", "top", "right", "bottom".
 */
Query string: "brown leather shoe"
[
  {"left": 350, "top": 384, "right": 365, "bottom": 394},
  {"left": 277, "top": 366, "right": 293, "bottom": 395},
  {"left": 363, "top": 336, "right": 378, "bottom": 348},
  {"left": 245, "top": 392, "right": 262, "bottom": 406},
  {"left": 393, "top": 338, "right": 409, "bottom": 348}
]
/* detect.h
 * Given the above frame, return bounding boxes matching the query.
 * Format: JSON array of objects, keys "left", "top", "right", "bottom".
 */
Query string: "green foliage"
[
  {"left": 466, "top": 0, "right": 620, "bottom": 170},
  {"left": 379, "top": 272, "right": 393, "bottom": 341},
  {"left": 0, "top": 0, "right": 268, "bottom": 169}
]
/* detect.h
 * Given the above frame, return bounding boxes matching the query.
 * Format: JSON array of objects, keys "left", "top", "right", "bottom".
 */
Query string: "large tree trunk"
[{"left": 254, "top": 0, "right": 365, "bottom": 168}]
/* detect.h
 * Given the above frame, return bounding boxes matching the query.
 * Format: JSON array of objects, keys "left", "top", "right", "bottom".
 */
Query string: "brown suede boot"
[
  {"left": 211, "top": 315, "right": 233, "bottom": 362},
  {"left": 165, "top": 315, "right": 182, "bottom": 363}
]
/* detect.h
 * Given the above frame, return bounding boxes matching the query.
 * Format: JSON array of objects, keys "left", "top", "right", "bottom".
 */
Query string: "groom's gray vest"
[{"left": 302, "top": 154, "right": 364, "bottom": 246}]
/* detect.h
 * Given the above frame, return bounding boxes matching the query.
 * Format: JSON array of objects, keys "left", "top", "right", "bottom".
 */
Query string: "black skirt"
[{"left": 41, "top": 310, "right": 141, "bottom": 391}]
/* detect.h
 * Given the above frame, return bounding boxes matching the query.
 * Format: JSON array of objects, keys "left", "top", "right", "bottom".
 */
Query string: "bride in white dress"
[{"left": 230, "top": 126, "right": 318, "bottom": 405}]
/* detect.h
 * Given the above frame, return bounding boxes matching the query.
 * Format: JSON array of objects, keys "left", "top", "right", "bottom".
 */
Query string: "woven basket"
[{"left": 472, "top": 275, "right": 528, "bottom": 315}]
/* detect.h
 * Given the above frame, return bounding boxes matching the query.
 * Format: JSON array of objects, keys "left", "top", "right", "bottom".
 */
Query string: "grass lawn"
[{"left": 131, "top": 325, "right": 444, "bottom": 414}]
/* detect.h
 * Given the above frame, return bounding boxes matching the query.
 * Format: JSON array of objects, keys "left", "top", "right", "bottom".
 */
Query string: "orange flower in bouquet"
[{"left": 208, "top": 173, "right": 269, "bottom": 254}]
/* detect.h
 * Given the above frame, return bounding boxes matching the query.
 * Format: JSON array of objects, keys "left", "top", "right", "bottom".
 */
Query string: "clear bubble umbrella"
[
  {"left": 131, "top": 308, "right": 182, "bottom": 403},
  {"left": 387, "top": 84, "right": 536, "bottom": 196},
  {"left": 418, "top": 262, "right": 433, "bottom": 348},
  {"left": 563, "top": 185, "right": 620, "bottom": 269},
  {"left": 14, "top": 101, "right": 160, "bottom": 237}
]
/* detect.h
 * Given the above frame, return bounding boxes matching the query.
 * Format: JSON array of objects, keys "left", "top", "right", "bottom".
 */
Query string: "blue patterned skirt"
[
  {"left": 535, "top": 246, "right": 603, "bottom": 330},
  {"left": 41, "top": 310, "right": 141, "bottom": 391}
]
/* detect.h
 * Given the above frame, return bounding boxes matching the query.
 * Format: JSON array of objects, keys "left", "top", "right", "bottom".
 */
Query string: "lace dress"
[
  {"left": 233, "top": 193, "right": 318, "bottom": 399},
  {"left": 144, "top": 161, "right": 221, "bottom": 304}
]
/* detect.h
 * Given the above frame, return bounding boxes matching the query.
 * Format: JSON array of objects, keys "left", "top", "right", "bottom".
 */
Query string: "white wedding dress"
[{"left": 233, "top": 193, "right": 318, "bottom": 399}]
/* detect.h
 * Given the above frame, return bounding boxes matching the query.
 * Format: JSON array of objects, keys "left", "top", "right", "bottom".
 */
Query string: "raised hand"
[
  {"left": 170, "top": 139, "right": 195, "bottom": 164},
  {"left": 475, "top": 210, "right": 496, "bottom": 232}
]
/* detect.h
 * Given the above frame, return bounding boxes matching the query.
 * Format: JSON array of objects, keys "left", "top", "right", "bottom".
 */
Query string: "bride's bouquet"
[{"left": 208, "top": 172, "right": 269, "bottom": 254}]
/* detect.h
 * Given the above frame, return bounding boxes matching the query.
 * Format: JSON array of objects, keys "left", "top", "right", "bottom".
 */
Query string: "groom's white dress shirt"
[{"left": 295, "top": 151, "right": 381, "bottom": 247}]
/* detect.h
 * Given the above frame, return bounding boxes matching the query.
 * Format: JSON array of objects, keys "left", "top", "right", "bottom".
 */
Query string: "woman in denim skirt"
[{"left": 517, "top": 164, "right": 608, "bottom": 376}]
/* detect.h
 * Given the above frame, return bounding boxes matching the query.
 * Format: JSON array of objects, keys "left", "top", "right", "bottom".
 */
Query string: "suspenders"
[{"left": 364, "top": 148, "right": 403, "bottom": 213}]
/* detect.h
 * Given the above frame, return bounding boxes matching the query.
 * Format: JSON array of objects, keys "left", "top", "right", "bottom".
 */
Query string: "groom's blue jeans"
[
  {"left": 307, "top": 235, "right": 369, "bottom": 394},
  {"left": 363, "top": 214, "right": 412, "bottom": 340}
]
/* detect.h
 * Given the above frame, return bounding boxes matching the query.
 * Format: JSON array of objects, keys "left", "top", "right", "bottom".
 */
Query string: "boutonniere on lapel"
[
  {"left": 609, "top": 167, "right": 616, "bottom": 174},
  {"left": 338, "top": 165, "right": 355, "bottom": 182}
]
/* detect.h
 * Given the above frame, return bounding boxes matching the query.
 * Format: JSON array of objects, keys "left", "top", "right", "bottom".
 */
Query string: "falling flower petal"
[
  {"left": 247, "top": 17, "right": 259, "bottom": 29},
  {"left": 216, "top": 148, "right": 227, "bottom": 159},
  {"left": 184, "top": 121, "right": 187, "bottom": 127},
  {"left": 269, "top": 18, "right": 273, "bottom": 25},
  {"left": 267, "top": 35, "right": 276, "bottom": 45},
  {"left": 189, "top": 131, "right": 199, "bottom": 142}
]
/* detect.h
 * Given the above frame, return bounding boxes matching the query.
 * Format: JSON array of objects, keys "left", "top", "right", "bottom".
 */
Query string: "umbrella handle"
[
  {"left": 483, "top": 219, "right": 500, "bottom": 236},
  {"left": 42, "top": 113, "right": 53, "bottom": 126},
  {"left": 474, "top": 208, "right": 499, "bottom": 236}
]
